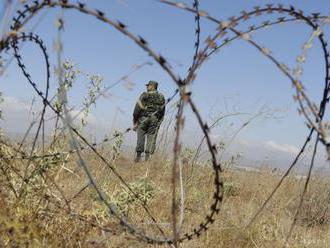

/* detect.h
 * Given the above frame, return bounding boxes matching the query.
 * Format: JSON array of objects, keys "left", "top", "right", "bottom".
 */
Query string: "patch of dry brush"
[{"left": 0, "top": 144, "right": 329, "bottom": 247}]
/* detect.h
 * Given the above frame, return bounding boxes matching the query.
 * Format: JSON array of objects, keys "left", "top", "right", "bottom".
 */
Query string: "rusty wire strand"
[
  {"left": 157, "top": 1, "right": 330, "bottom": 242},
  {"left": 0, "top": 0, "right": 329, "bottom": 245},
  {"left": 2, "top": 2, "right": 223, "bottom": 244}
]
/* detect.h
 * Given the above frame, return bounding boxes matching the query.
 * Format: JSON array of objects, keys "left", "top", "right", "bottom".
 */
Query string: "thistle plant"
[
  {"left": 111, "top": 178, "right": 157, "bottom": 216},
  {"left": 54, "top": 60, "right": 105, "bottom": 127},
  {"left": 54, "top": 60, "right": 78, "bottom": 114},
  {"left": 110, "top": 130, "right": 124, "bottom": 161},
  {"left": 1, "top": 0, "right": 330, "bottom": 245},
  {"left": 82, "top": 74, "right": 104, "bottom": 126}
]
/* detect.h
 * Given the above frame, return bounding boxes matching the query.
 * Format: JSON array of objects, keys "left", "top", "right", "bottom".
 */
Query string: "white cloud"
[
  {"left": 0, "top": 96, "right": 111, "bottom": 138},
  {"left": 1, "top": 96, "right": 37, "bottom": 132},
  {"left": 237, "top": 138, "right": 250, "bottom": 147},
  {"left": 264, "top": 140, "right": 299, "bottom": 155},
  {"left": 234, "top": 138, "right": 299, "bottom": 156},
  {"left": 69, "top": 109, "right": 111, "bottom": 132},
  {"left": 2, "top": 96, "right": 31, "bottom": 112}
]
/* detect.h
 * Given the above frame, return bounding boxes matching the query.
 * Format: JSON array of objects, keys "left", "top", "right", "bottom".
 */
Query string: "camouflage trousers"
[{"left": 136, "top": 115, "right": 161, "bottom": 154}]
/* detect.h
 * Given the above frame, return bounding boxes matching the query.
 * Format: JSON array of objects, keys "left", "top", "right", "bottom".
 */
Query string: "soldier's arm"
[
  {"left": 158, "top": 94, "right": 166, "bottom": 121},
  {"left": 133, "top": 92, "right": 146, "bottom": 123},
  {"left": 133, "top": 103, "right": 140, "bottom": 124}
]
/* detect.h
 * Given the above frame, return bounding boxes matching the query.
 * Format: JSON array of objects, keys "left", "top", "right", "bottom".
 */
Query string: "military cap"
[{"left": 146, "top": 80, "right": 158, "bottom": 88}]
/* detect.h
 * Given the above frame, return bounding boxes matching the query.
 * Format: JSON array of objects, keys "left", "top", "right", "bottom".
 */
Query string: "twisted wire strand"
[
  {"left": 0, "top": 0, "right": 329, "bottom": 245},
  {"left": 9, "top": 32, "right": 51, "bottom": 196},
  {"left": 0, "top": 150, "right": 120, "bottom": 237},
  {"left": 6, "top": 0, "right": 225, "bottom": 243},
  {"left": 285, "top": 134, "right": 320, "bottom": 244},
  {"left": 8, "top": 34, "right": 173, "bottom": 245},
  {"left": 2, "top": 74, "right": 149, "bottom": 161},
  {"left": 283, "top": 18, "right": 330, "bottom": 242},
  {"left": 157, "top": 1, "right": 330, "bottom": 241},
  {"left": 1, "top": 1, "right": 177, "bottom": 243},
  {"left": 190, "top": 0, "right": 200, "bottom": 72},
  {"left": 212, "top": 10, "right": 330, "bottom": 235},
  {"left": 54, "top": 11, "right": 171, "bottom": 244},
  {"left": 1, "top": 123, "right": 118, "bottom": 237}
]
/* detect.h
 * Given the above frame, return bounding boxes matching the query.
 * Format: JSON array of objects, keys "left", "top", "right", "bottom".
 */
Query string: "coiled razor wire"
[
  {"left": 160, "top": 1, "right": 330, "bottom": 239},
  {"left": 1, "top": 0, "right": 221, "bottom": 244},
  {"left": 0, "top": 0, "right": 329, "bottom": 246}
]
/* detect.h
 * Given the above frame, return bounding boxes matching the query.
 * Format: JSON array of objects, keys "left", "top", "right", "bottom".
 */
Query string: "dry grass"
[{"left": 1, "top": 145, "right": 330, "bottom": 248}]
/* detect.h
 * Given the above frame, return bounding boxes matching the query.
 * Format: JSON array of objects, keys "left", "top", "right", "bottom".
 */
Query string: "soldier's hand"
[{"left": 133, "top": 122, "right": 138, "bottom": 131}]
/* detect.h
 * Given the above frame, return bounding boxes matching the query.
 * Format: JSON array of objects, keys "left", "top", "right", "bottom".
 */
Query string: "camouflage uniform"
[{"left": 133, "top": 81, "right": 165, "bottom": 161}]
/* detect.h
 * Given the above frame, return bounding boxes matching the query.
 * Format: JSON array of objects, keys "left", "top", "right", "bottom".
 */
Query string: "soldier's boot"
[
  {"left": 145, "top": 152, "right": 150, "bottom": 161},
  {"left": 134, "top": 152, "right": 142, "bottom": 163}
]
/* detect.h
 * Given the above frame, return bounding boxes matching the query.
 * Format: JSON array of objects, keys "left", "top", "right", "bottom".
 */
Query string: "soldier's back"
[{"left": 141, "top": 91, "right": 165, "bottom": 115}]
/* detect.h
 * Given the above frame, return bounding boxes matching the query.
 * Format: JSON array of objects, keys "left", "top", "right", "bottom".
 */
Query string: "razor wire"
[
  {"left": 0, "top": 0, "right": 329, "bottom": 246},
  {"left": 1, "top": 0, "right": 221, "bottom": 245},
  {"left": 161, "top": 2, "right": 330, "bottom": 240}
]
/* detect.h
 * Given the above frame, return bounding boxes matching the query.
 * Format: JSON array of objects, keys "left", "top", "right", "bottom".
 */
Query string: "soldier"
[{"left": 133, "top": 80, "right": 165, "bottom": 162}]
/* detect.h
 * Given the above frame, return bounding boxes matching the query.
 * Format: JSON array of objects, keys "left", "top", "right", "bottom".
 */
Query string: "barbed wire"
[
  {"left": 158, "top": 1, "right": 330, "bottom": 242},
  {"left": 1, "top": 1, "right": 220, "bottom": 245},
  {"left": 0, "top": 0, "right": 329, "bottom": 246}
]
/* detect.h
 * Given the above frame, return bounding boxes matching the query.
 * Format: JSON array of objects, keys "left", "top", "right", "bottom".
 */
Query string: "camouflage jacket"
[{"left": 133, "top": 90, "right": 165, "bottom": 123}]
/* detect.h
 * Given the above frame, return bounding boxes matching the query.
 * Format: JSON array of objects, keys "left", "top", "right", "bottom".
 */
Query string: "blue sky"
[{"left": 1, "top": 0, "right": 330, "bottom": 165}]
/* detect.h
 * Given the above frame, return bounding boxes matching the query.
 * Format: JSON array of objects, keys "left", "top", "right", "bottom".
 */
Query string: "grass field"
[{"left": 1, "top": 143, "right": 330, "bottom": 248}]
